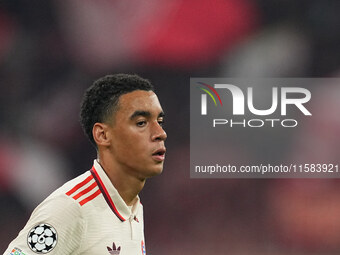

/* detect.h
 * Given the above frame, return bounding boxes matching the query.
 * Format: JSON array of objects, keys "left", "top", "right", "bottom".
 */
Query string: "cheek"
[{"left": 112, "top": 128, "right": 146, "bottom": 155}]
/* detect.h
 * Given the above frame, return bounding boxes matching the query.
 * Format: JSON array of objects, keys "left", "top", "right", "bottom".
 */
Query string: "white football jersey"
[{"left": 4, "top": 160, "right": 146, "bottom": 255}]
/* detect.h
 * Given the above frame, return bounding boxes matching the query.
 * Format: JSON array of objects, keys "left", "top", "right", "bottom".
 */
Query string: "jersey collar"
[{"left": 90, "top": 160, "right": 140, "bottom": 222}]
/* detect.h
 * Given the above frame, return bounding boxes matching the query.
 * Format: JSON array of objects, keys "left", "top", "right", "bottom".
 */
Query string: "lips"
[{"left": 152, "top": 148, "right": 166, "bottom": 162}]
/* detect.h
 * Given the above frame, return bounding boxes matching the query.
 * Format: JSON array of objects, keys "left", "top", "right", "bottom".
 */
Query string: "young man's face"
[{"left": 108, "top": 90, "right": 167, "bottom": 179}]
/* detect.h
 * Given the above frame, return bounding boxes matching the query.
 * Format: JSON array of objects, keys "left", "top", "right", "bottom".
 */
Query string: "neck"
[{"left": 97, "top": 151, "right": 145, "bottom": 206}]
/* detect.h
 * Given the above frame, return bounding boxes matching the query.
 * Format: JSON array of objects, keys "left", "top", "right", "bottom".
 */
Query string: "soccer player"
[{"left": 4, "top": 74, "right": 167, "bottom": 255}]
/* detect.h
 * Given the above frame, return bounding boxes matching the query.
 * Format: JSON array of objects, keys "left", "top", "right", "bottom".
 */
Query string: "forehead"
[{"left": 116, "top": 90, "right": 162, "bottom": 115}]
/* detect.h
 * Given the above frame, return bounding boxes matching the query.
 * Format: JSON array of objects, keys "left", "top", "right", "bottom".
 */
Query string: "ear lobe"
[{"left": 92, "top": 123, "right": 111, "bottom": 147}]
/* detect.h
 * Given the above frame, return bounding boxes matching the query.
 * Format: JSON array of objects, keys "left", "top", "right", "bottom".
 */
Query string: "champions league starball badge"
[{"left": 27, "top": 223, "right": 57, "bottom": 253}]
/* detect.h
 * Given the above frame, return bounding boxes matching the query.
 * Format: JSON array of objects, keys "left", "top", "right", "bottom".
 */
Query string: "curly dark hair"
[{"left": 80, "top": 74, "right": 154, "bottom": 147}]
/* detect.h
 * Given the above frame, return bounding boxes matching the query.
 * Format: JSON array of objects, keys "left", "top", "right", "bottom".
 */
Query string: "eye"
[
  {"left": 158, "top": 119, "right": 164, "bottom": 127},
  {"left": 136, "top": 120, "right": 147, "bottom": 127}
]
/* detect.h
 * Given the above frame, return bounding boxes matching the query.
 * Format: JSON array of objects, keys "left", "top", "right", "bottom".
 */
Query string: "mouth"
[{"left": 151, "top": 148, "right": 166, "bottom": 162}]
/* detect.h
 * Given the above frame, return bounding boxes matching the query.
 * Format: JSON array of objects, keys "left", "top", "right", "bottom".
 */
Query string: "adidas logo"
[{"left": 107, "top": 242, "right": 121, "bottom": 255}]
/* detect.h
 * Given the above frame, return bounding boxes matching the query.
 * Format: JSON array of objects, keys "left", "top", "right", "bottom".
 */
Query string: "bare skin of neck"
[{"left": 97, "top": 150, "right": 145, "bottom": 206}]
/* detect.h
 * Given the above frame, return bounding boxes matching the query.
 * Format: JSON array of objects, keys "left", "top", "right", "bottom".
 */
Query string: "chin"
[{"left": 146, "top": 165, "right": 164, "bottom": 178}]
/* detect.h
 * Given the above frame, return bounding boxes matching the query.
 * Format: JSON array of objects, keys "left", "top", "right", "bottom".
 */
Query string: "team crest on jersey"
[
  {"left": 9, "top": 247, "right": 27, "bottom": 255},
  {"left": 107, "top": 242, "right": 121, "bottom": 255},
  {"left": 141, "top": 240, "right": 146, "bottom": 255},
  {"left": 27, "top": 223, "right": 57, "bottom": 253}
]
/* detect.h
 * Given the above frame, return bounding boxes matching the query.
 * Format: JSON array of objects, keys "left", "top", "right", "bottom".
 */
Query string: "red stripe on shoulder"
[
  {"left": 79, "top": 189, "right": 101, "bottom": 206},
  {"left": 66, "top": 175, "right": 93, "bottom": 196},
  {"left": 73, "top": 181, "right": 97, "bottom": 200}
]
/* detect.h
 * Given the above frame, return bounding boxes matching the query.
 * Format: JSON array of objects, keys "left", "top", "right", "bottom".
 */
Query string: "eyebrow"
[{"left": 129, "top": 110, "right": 165, "bottom": 120}]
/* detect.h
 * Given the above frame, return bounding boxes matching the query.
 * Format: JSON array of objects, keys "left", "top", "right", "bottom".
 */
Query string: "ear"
[{"left": 92, "top": 122, "right": 111, "bottom": 147}]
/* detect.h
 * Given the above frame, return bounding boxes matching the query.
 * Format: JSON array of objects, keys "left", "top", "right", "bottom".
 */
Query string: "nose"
[{"left": 151, "top": 122, "right": 167, "bottom": 141}]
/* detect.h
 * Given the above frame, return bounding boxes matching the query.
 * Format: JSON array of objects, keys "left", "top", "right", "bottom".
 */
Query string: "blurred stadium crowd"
[{"left": 1, "top": 0, "right": 340, "bottom": 254}]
